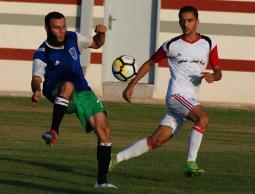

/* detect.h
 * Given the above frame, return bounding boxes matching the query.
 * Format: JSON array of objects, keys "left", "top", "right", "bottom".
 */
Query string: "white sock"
[
  {"left": 117, "top": 138, "right": 150, "bottom": 163},
  {"left": 187, "top": 129, "right": 203, "bottom": 161}
]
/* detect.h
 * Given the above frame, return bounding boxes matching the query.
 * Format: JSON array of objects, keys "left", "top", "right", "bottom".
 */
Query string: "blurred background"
[{"left": 0, "top": 0, "right": 254, "bottom": 106}]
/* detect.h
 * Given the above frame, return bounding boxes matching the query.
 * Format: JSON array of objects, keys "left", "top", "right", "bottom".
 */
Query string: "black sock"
[
  {"left": 51, "top": 96, "right": 69, "bottom": 134},
  {"left": 97, "top": 143, "right": 112, "bottom": 184}
]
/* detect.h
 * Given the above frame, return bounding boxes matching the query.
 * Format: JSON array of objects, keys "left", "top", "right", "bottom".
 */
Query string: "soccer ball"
[{"left": 112, "top": 55, "right": 137, "bottom": 82}]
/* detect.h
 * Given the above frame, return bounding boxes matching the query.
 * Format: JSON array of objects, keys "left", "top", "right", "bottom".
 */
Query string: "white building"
[{"left": 0, "top": 0, "right": 254, "bottom": 105}]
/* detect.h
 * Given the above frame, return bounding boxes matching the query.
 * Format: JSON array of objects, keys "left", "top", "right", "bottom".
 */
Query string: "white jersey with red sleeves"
[{"left": 152, "top": 35, "right": 219, "bottom": 99}]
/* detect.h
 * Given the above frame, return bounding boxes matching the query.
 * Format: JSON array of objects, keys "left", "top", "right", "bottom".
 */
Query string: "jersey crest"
[{"left": 69, "top": 47, "right": 78, "bottom": 60}]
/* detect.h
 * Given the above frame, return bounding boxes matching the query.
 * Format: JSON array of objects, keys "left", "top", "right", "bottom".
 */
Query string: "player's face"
[
  {"left": 179, "top": 12, "right": 198, "bottom": 36},
  {"left": 47, "top": 18, "right": 67, "bottom": 42}
]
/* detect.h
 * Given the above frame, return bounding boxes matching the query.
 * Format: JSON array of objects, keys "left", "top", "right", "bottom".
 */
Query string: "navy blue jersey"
[{"left": 32, "top": 31, "right": 92, "bottom": 94}]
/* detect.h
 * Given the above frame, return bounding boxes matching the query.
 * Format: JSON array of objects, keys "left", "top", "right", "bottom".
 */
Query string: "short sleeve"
[
  {"left": 150, "top": 46, "right": 167, "bottom": 63},
  {"left": 32, "top": 58, "right": 47, "bottom": 79},
  {"left": 209, "top": 39, "right": 220, "bottom": 67},
  {"left": 76, "top": 32, "right": 93, "bottom": 53},
  {"left": 32, "top": 47, "right": 47, "bottom": 79},
  {"left": 162, "top": 40, "right": 170, "bottom": 54}
]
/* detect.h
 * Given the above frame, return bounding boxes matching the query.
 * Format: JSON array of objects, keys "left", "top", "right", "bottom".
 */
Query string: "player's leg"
[
  {"left": 109, "top": 125, "right": 173, "bottom": 173},
  {"left": 184, "top": 105, "right": 209, "bottom": 176},
  {"left": 109, "top": 111, "right": 183, "bottom": 172},
  {"left": 42, "top": 81, "right": 74, "bottom": 145},
  {"left": 88, "top": 112, "right": 117, "bottom": 188},
  {"left": 187, "top": 105, "right": 209, "bottom": 161},
  {"left": 168, "top": 94, "right": 207, "bottom": 176},
  {"left": 68, "top": 91, "right": 115, "bottom": 187}
]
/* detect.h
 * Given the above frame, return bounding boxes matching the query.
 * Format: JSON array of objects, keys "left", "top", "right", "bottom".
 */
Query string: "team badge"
[{"left": 69, "top": 47, "right": 77, "bottom": 60}]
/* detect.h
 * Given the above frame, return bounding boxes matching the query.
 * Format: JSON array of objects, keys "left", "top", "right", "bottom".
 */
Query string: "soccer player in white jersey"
[
  {"left": 31, "top": 12, "right": 117, "bottom": 188},
  {"left": 110, "top": 6, "right": 222, "bottom": 177}
]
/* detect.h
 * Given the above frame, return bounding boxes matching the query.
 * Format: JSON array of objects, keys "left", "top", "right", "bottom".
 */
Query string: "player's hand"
[
  {"left": 123, "top": 84, "right": 134, "bottom": 103},
  {"left": 31, "top": 91, "right": 41, "bottom": 107},
  {"left": 202, "top": 72, "right": 214, "bottom": 83},
  {"left": 94, "top": 24, "right": 107, "bottom": 33}
]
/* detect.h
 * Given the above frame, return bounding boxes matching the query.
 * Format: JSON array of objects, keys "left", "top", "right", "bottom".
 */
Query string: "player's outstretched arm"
[
  {"left": 123, "top": 59, "right": 154, "bottom": 102},
  {"left": 31, "top": 76, "right": 42, "bottom": 107},
  {"left": 89, "top": 24, "right": 107, "bottom": 49}
]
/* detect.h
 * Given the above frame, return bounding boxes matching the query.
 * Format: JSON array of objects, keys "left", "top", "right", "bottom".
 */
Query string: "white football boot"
[{"left": 94, "top": 181, "right": 118, "bottom": 189}]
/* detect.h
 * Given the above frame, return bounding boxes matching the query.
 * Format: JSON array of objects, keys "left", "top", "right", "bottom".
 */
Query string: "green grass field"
[{"left": 0, "top": 96, "right": 254, "bottom": 194}]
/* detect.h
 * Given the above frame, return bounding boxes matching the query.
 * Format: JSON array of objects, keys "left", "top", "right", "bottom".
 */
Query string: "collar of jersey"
[
  {"left": 45, "top": 41, "right": 64, "bottom": 49},
  {"left": 181, "top": 34, "right": 201, "bottom": 44}
]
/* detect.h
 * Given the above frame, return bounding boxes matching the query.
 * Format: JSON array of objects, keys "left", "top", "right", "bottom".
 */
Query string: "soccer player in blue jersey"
[{"left": 31, "top": 12, "right": 116, "bottom": 188}]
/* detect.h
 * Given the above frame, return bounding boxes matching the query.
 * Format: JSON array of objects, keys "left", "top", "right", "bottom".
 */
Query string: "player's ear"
[
  {"left": 179, "top": 19, "right": 183, "bottom": 28},
  {"left": 45, "top": 25, "right": 49, "bottom": 33},
  {"left": 196, "top": 18, "right": 200, "bottom": 25}
]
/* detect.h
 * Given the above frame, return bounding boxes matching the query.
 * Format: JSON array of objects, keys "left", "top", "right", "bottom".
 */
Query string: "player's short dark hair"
[
  {"left": 45, "top": 12, "right": 65, "bottom": 27},
  {"left": 179, "top": 6, "right": 198, "bottom": 19}
]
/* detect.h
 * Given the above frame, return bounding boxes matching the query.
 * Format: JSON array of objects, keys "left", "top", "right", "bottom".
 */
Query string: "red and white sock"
[
  {"left": 187, "top": 125, "right": 205, "bottom": 161},
  {"left": 116, "top": 137, "right": 152, "bottom": 163}
]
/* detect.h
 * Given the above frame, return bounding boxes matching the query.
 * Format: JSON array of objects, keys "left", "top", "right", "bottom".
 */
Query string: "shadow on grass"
[
  {"left": 0, "top": 179, "right": 102, "bottom": 194},
  {"left": 115, "top": 170, "right": 166, "bottom": 183},
  {"left": 10, "top": 172, "right": 78, "bottom": 185},
  {"left": 0, "top": 156, "right": 95, "bottom": 178}
]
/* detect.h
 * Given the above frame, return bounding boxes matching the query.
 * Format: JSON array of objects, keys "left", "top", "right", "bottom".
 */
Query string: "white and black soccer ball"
[{"left": 112, "top": 55, "right": 137, "bottom": 82}]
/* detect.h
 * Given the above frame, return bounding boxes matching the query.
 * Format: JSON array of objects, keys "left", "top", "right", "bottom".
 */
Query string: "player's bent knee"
[
  {"left": 60, "top": 81, "right": 75, "bottom": 99},
  {"left": 63, "top": 81, "right": 74, "bottom": 89},
  {"left": 150, "top": 137, "right": 164, "bottom": 149},
  {"left": 199, "top": 116, "right": 210, "bottom": 128},
  {"left": 99, "top": 124, "right": 111, "bottom": 135},
  {"left": 96, "top": 126, "right": 111, "bottom": 143}
]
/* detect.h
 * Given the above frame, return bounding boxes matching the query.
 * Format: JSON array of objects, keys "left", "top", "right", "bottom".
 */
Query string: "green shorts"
[{"left": 66, "top": 90, "right": 105, "bottom": 133}]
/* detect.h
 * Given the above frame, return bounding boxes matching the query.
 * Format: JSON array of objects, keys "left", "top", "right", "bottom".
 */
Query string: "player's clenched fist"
[
  {"left": 202, "top": 72, "right": 214, "bottom": 83},
  {"left": 94, "top": 24, "right": 107, "bottom": 33}
]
